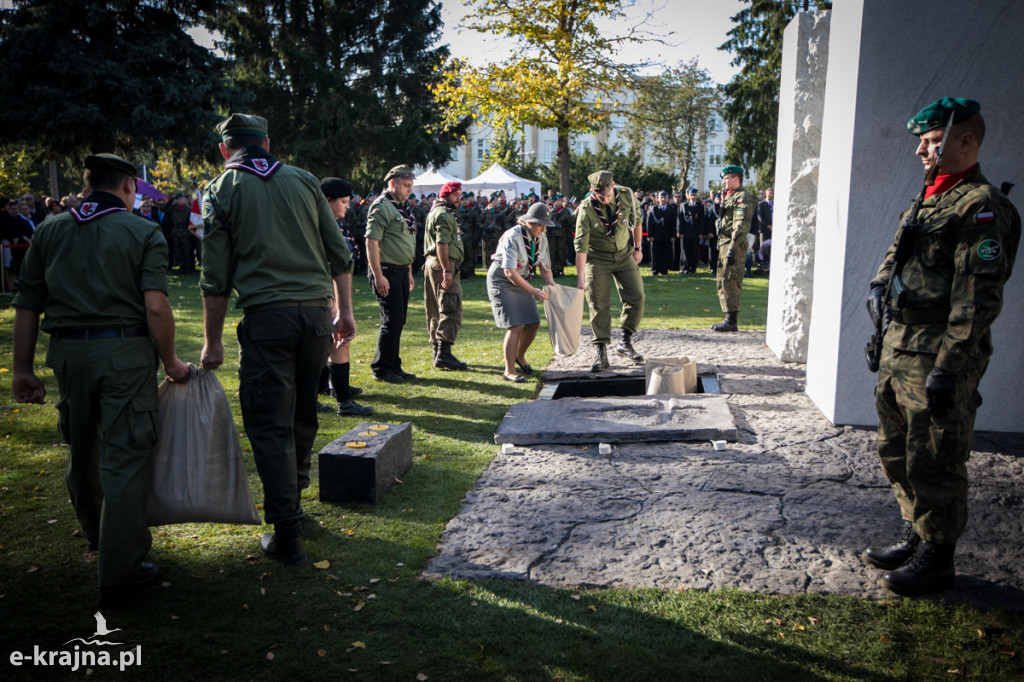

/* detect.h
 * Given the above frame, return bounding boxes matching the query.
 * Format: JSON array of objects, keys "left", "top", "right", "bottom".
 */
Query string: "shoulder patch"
[
  {"left": 976, "top": 211, "right": 995, "bottom": 223},
  {"left": 201, "top": 195, "right": 214, "bottom": 219},
  {"left": 976, "top": 239, "right": 1002, "bottom": 261}
]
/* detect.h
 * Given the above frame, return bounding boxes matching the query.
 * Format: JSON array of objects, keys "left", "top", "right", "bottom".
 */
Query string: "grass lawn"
[{"left": 1, "top": 267, "right": 1021, "bottom": 681}]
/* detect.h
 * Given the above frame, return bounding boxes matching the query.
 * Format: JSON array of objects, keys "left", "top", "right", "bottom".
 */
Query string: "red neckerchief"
[{"left": 925, "top": 164, "right": 976, "bottom": 199}]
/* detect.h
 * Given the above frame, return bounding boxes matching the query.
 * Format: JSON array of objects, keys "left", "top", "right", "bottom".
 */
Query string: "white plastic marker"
[
  {"left": 711, "top": 440, "right": 727, "bottom": 451},
  {"left": 598, "top": 443, "right": 611, "bottom": 455}
]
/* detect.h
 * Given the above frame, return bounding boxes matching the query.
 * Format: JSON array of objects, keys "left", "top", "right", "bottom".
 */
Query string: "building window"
[
  {"left": 575, "top": 140, "right": 590, "bottom": 154},
  {"left": 477, "top": 138, "right": 488, "bottom": 161},
  {"left": 451, "top": 145, "right": 459, "bottom": 162},
  {"left": 543, "top": 140, "right": 557, "bottom": 163},
  {"left": 712, "top": 112, "right": 723, "bottom": 132},
  {"left": 708, "top": 144, "right": 723, "bottom": 166}
]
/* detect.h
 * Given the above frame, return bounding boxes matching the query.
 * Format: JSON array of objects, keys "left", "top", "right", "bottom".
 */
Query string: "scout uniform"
[
  {"left": 712, "top": 165, "right": 752, "bottom": 332},
  {"left": 14, "top": 154, "right": 165, "bottom": 595},
  {"left": 574, "top": 170, "right": 645, "bottom": 369},
  {"left": 201, "top": 114, "right": 352, "bottom": 562},
  {"left": 865, "top": 98, "right": 1020, "bottom": 595},
  {"left": 365, "top": 165, "right": 417, "bottom": 381},
  {"left": 423, "top": 188, "right": 466, "bottom": 370}
]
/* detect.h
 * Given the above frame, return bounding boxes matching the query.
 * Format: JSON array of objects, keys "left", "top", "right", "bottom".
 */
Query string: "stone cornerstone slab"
[
  {"left": 765, "top": 11, "right": 830, "bottom": 363},
  {"left": 804, "top": 0, "right": 1024, "bottom": 431},
  {"left": 318, "top": 422, "right": 412, "bottom": 504}
]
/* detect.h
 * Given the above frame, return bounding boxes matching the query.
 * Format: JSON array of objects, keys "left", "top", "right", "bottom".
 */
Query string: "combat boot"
[
  {"left": 435, "top": 342, "right": 467, "bottom": 371},
  {"left": 863, "top": 521, "right": 920, "bottom": 570},
  {"left": 431, "top": 340, "right": 440, "bottom": 365},
  {"left": 882, "top": 541, "right": 955, "bottom": 596},
  {"left": 591, "top": 343, "right": 610, "bottom": 372},
  {"left": 711, "top": 311, "right": 738, "bottom": 332},
  {"left": 614, "top": 332, "right": 643, "bottom": 363},
  {"left": 259, "top": 520, "right": 308, "bottom": 566}
]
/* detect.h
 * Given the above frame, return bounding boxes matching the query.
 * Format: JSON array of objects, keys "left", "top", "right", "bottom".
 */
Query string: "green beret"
[
  {"left": 907, "top": 97, "right": 981, "bottom": 135},
  {"left": 588, "top": 170, "right": 614, "bottom": 190},
  {"left": 720, "top": 165, "right": 744, "bottom": 178},
  {"left": 216, "top": 113, "right": 269, "bottom": 140},
  {"left": 84, "top": 153, "right": 137, "bottom": 178},
  {"left": 383, "top": 164, "right": 416, "bottom": 183}
]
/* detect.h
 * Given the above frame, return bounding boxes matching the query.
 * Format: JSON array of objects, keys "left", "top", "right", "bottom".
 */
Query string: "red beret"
[{"left": 439, "top": 181, "right": 462, "bottom": 197}]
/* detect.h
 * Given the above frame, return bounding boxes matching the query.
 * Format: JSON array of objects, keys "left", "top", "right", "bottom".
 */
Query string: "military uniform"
[
  {"left": 14, "top": 161, "right": 167, "bottom": 591},
  {"left": 412, "top": 199, "right": 429, "bottom": 273},
  {"left": 547, "top": 204, "right": 569, "bottom": 277},
  {"left": 169, "top": 201, "right": 194, "bottom": 273},
  {"left": 715, "top": 187, "right": 752, "bottom": 313},
  {"left": 201, "top": 130, "right": 352, "bottom": 531},
  {"left": 424, "top": 198, "right": 464, "bottom": 348},
  {"left": 574, "top": 175, "right": 645, "bottom": 350},
  {"left": 365, "top": 185, "right": 416, "bottom": 379}
]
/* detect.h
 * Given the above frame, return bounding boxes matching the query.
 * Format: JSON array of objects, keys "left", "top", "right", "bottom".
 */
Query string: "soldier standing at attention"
[
  {"left": 863, "top": 98, "right": 1019, "bottom": 595},
  {"left": 546, "top": 195, "right": 568, "bottom": 277},
  {"left": 424, "top": 181, "right": 468, "bottom": 371},
  {"left": 365, "top": 165, "right": 418, "bottom": 384},
  {"left": 711, "top": 165, "right": 753, "bottom": 332},
  {"left": 13, "top": 154, "right": 191, "bottom": 607},
  {"left": 200, "top": 114, "right": 356, "bottom": 566},
  {"left": 574, "top": 170, "right": 645, "bottom": 371}
]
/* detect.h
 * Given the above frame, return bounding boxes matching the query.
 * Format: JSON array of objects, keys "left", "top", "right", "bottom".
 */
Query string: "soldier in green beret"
[
  {"left": 711, "top": 165, "right": 753, "bottom": 332},
  {"left": 200, "top": 113, "right": 357, "bottom": 566},
  {"left": 863, "top": 98, "right": 1020, "bottom": 595},
  {"left": 574, "top": 170, "right": 646, "bottom": 371},
  {"left": 13, "top": 153, "right": 191, "bottom": 607},
  {"left": 365, "top": 164, "right": 418, "bottom": 384}
]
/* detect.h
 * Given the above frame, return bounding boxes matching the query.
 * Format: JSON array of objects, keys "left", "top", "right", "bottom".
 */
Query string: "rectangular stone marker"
[
  {"left": 319, "top": 422, "right": 412, "bottom": 504},
  {"left": 494, "top": 395, "right": 737, "bottom": 445}
]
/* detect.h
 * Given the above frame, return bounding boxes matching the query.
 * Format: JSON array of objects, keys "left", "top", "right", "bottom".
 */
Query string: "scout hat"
[
  {"left": 84, "top": 153, "right": 137, "bottom": 177},
  {"left": 720, "top": 165, "right": 744, "bottom": 178},
  {"left": 588, "top": 170, "right": 614, "bottom": 190},
  {"left": 216, "top": 113, "right": 269, "bottom": 140},
  {"left": 320, "top": 177, "right": 353, "bottom": 199},
  {"left": 439, "top": 181, "right": 462, "bottom": 197},
  {"left": 521, "top": 202, "right": 555, "bottom": 226},
  {"left": 383, "top": 164, "right": 416, "bottom": 183},
  {"left": 907, "top": 97, "right": 981, "bottom": 135}
]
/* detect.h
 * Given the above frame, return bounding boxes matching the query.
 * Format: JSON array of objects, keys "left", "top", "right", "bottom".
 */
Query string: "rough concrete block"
[{"left": 318, "top": 422, "right": 412, "bottom": 504}]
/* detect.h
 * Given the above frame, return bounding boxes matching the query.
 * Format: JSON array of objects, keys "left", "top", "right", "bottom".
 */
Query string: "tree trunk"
[
  {"left": 48, "top": 160, "right": 59, "bottom": 200},
  {"left": 557, "top": 130, "right": 571, "bottom": 197}
]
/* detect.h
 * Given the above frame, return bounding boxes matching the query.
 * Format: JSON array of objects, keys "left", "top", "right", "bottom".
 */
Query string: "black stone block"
[{"left": 318, "top": 422, "right": 412, "bottom": 504}]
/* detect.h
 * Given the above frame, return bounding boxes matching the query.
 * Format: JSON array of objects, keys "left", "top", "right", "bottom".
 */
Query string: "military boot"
[
  {"left": 863, "top": 521, "right": 920, "bottom": 570},
  {"left": 614, "top": 332, "right": 643, "bottom": 363},
  {"left": 435, "top": 342, "right": 467, "bottom": 371},
  {"left": 591, "top": 343, "right": 610, "bottom": 372},
  {"left": 259, "top": 520, "right": 308, "bottom": 566},
  {"left": 711, "top": 311, "right": 738, "bottom": 332},
  {"left": 329, "top": 362, "right": 373, "bottom": 416},
  {"left": 882, "top": 541, "right": 955, "bottom": 596},
  {"left": 431, "top": 340, "right": 440, "bottom": 365}
]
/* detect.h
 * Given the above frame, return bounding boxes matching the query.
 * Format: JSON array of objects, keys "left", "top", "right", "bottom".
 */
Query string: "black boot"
[
  {"left": 882, "top": 541, "right": 955, "bottom": 596},
  {"left": 711, "top": 311, "right": 738, "bottom": 332},
  {"left": 863, "top": 521, "right": 920, "bottom": 570},
  {"left": 329, "top": 362, "right": 373, "bottom": 416},
  {"left": 434, "top": 341, "right": 467, "bottom": 370},
  {"left": 614, "top": 332, "right": 643, "bottom": 363},
  {"left": 260, "top": 520, "right": 308, "bottom": 566},
  {"left": 431, "top": 340, "right": 440, "bottom": 365},
  {"left": 591, "top": 343, "right": 610, "bottom": 372}
]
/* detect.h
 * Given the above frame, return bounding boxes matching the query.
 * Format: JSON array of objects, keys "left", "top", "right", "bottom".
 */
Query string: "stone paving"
[{"left": 425, "top": 329, "right": 1024, "bottom": 610}]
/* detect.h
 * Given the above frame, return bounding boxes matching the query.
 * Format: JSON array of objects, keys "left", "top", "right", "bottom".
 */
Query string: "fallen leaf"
[
  {"left": 777, "top": 633, "right": 785, "bottom": 640},
  {"left": 369, "top": 578, "right": 380, "bottom": 584},
  {"left": 470, "top": 601, "right": 478, "bottom": 607},
  {"left": 266, "top": 652, "right": 275, "bottom": 661},
  {"left": 808, "top": 617, "right": 820, "bottom": 626},
  {"left": 323, "top": 625, "right": 330, "bottom": 632},
  {"left": 46, "top": 519, "right": 57, "bottom": 525},
  {"left": 170, "top": 615, "right": 179, "bottom": 620},
  {"left": 1001, "top": 646, "right": 1017, "bottom": 658},
  {"left": 417, "top": 675, "right": 428, "bottom": 681},
  {"left": 260, "top": 587, "right": 266, "bottom": 596},
  {"left": 792, "top": 625, "right": 805, "bottom": 631},
  {"left": 318, "top": 650, "right": 326, "bottom": 657},
  {"left": 353, "top": 602, "right": 365, "bottom": 612},
  {"left": 879, "top": 636, "right": 890, "bottom": 643},
  {"left": 587, "top": 605, "right": 597, "bottom": 612},
  {"left": 352, "top": 641, "right": 366, "bottom": 649},
  {"left": 977, "top": 629, "right": 985, "bottom": 639},
  {"left": 946, "top": 670, "right": 961, "bottom": 675},
  {"left": 161, "top": 581, "right": 171, "bottom": 588},
  {"left": 313, "top": 560, "right": 330, "bottom": 570},
  {"left": 570, "top": 595, "right": 581, "bottom": 601},
  {"left": 26, "top": 564, "right": 40, "bottom": 573}
]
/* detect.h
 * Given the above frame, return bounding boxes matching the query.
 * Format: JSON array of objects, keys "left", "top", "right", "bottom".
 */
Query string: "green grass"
[{"left": 1, "top": 268, "right": 1022, "bottom": 681}]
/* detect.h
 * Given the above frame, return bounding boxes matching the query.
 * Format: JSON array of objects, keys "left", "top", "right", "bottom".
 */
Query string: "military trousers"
[
  {"left": 369, "top": 265, "right": 411, "bottom": 376},
  {"left": 423, "top": 255, "right": 463, "bottom": 345},
  {"left": 716, "top": 241, "right": 747, "bottom": 312},
  {"left": 584, "top": 247, "right": 645, "bottom": 346},
  {"left": 547, "top": 231, "right": 566, "bottom": 275},
  {"left": 46, "top": 335, "right": 159, "bottom": 587},
  {"left": 875, "top": 345, "right": 987, "bottom": 544},
  {"left": 237, "top": 303, "right": 332, "bottom": 525}
]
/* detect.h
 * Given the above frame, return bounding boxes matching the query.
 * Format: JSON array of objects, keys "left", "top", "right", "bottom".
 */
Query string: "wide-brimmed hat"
[{"left": 521, "top": 202, "right": 555, "bottom": 227}]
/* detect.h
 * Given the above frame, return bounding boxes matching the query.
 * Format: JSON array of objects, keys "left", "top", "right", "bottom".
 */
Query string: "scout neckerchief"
[
  {"left": 520, "top": 224, "right": 540, "bottom": 276},
  {"left": 71, "top": 191, "right": 128, "bottom": 224},
  {"left": 595, "top": 191, "right": 622, "bottom": 237},
  {"left": 338, "top": 218, "right": 360, "bottom": 262},
  {"left": 386, "top": 191, "right": 416, "bottom": 234},
  {"left": 224, "top": 145, "right": 281, "bottom": 179}
]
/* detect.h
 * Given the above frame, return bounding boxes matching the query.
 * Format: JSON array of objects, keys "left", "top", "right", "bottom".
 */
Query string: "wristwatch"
[{"left": 634, "top": 247, "right": 642, "bottom": 252}]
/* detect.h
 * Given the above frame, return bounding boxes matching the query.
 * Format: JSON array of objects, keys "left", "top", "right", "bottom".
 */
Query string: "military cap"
[
  {"left": 658, "top": 190, "right": 669, "bottom": 197},
  {"left": 320, "top": 177, "right": 352, "bottom": 200},
  {"left": 84, "top": 153, "right": 137, "bottom": 178},
  {"left": 521, "top": 201, "right": 555, "bottom": 227},
  {"left": 907, "top": 97, "right": 981, "bottom": 135},
  {"left": 465, "top": 191, "right": 474, "bottom": 198},
  {"left": 216, "top": 113, "right": 269, "bottom": 140},
  {"left": 383, "top": 164, "right": 416, "bottom": 183},
  {"left": 588, "top": 170, "right": 614, "bottom": 190},
  {"left": 687, "top": 187, "right": 698, "bottom": 194},
  {"left": 720, "top": 165, "right": 744, "bottom": 178}
]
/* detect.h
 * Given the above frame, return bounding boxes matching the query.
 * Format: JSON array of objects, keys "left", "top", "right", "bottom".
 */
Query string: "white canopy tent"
[
  {"left": 462, "top": 163, "right": 541, "bottom": 199},
  {"left": 411, "top": 167, "right": 465, "bottom": 197}
]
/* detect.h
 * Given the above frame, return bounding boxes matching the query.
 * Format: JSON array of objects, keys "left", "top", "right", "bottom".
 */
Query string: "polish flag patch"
[{"left": 977, "top": 211, "right": 995, "bottom": 223}]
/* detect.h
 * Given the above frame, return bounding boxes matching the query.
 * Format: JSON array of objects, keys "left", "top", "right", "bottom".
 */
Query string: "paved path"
[{"left": 425, "top": 330, "right": 1024, "bottom": 610}]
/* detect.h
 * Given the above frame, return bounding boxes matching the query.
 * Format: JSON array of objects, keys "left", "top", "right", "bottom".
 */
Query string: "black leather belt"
[
  {"left": 889, "top": 308, "right": 951, "bottom": 325},
  {"left": 244, "top": 298, "right": 330, "bottom": 314},
  {"left": 52, "top": 327, "right": 148, "bottom": 340},
  {"left": 380, "top": 263, "right": 411, "bottom": 269}
]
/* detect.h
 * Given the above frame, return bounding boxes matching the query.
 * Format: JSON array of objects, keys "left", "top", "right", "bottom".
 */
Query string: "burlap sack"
[
  {"left": 146, "top": 366, "right": 261, "bottom": 526},
  {"left": 542, "top": 283, "right": 584, "bottom": 357},
  {"left": 645, "top": 356, "right": 698, "bottom": 394}
]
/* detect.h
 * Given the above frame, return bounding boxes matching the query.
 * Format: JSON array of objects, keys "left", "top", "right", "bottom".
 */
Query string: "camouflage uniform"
[
  {"left": 872, "top": 164, "right": 1020, "bottom": 544},
  {"left": 547, "top": 206, "right": 569, "bottom": 276},
  {"left": 458, "top": 203, "right": 481, "bottom": 279},
  {"left": 715, "top": 188, "right": 753, "bottom": 312}
]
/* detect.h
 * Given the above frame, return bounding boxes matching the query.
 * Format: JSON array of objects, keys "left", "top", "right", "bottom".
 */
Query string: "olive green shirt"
[
  {"left": 574, "top": 186, "right": 642, "bottom": 254},
  {"left": 365, "top": 192, "right": 416, "bottom": 266},
  {"left": 200, "top": 153, "right": 352, "bottom": 309},
  {"left": 716, "top": 188, "right": 753, "bottom": 254},
  {"left": 14, "top": 196, "right": 168, "bottom": 333},
  {"left": 424, "top": 202, "right": 463, "bottom": 265}
]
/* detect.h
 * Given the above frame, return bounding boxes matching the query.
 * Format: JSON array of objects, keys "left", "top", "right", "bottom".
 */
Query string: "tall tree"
[
  {"left": 718, "top": 0, "right": 831, "bottom": 180},
  {"left": 431, "top": 0, "right": 657, "bottom": 196},
  {"left": 534, "top": 143, "right": 677, "bottom": 201},
  {"left": 0, "top": 0, "right": 228, "bottom": 162},
  {"left": 210, "top": 0, "right": 466, "bottom": 190},
  {"left": 625, "top": 59, "right": 720, "bottom": 191}
]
